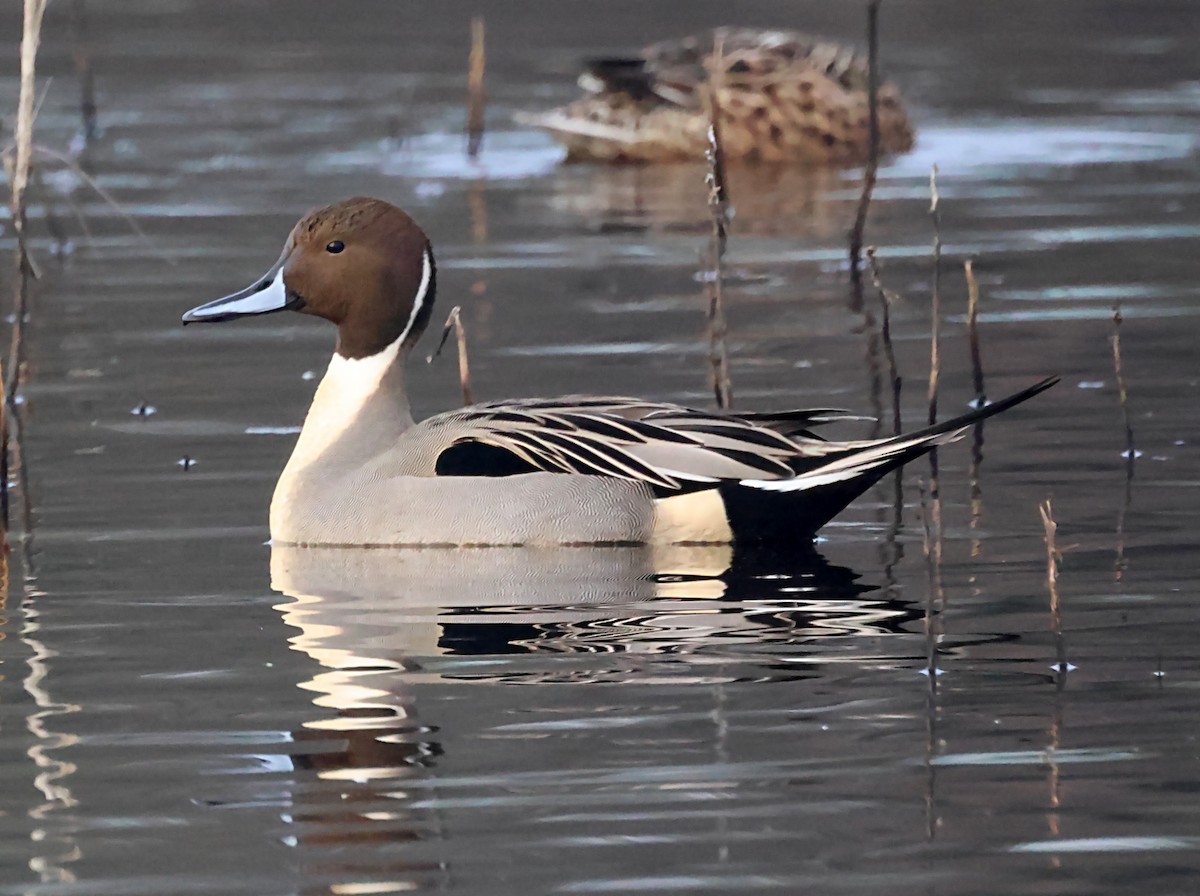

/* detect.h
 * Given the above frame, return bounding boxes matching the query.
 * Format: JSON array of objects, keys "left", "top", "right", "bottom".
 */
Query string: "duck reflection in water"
[{"left": 270, "top": 542, "right": 914, "bottom": 888}]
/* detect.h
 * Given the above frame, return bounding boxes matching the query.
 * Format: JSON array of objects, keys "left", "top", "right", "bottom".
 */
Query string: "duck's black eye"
[{"left": 325, "top": 240, "right": 345, "bottom": 254}]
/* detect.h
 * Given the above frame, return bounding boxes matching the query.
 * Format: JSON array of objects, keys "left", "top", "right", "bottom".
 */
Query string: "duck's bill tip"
[{"left": 182, "top": 264, "right": 296, "bottom": 325}]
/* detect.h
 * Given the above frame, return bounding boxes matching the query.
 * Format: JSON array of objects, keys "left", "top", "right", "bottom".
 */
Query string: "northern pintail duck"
[
  {"left": 518, "top": 27, "right": 915, "bottom": 164},
  {"left": 183, "top": 197, "right": 1054, "bottom": 548}
]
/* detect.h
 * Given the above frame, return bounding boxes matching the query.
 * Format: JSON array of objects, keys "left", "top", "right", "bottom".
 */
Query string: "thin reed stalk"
[
  {"left": 964, "top": 260, "right": 986, "bottom": 554},
  {"left": 964, "top": 259, "right": 986, "bottom": 407},
  {"left": 924, "top": 167, "right": 944, "bottom": 568},
  {"left": 1040, "top": 499, "right": 1070, "bottom": 672},
  {"left": 427, "top": 306, "right": 474, "bottom": 406},
  {"left": 466, "top": 17, "right": 486, "bottom": 158},
  {"left": 1111, "top": 302, "right": 1135, "bottom": 580},
  {"left": 1111, "top": 302, "right": 1136, "bottom": 462},
  {"left": 968, "top": 421, "right": 984, "bottom": 555},
  {"left": 866, "top": 247, "right": 902, "bottom": 435},
  {"left": 4, "top": 0, "right": 50, "bottom": 541},
  {"left": 12, "top": 1, "right": 47, "bottom": 230},
  {"left": 703, "top": 34, "right": 733, "bottom": 409},
  {"left": 848, "top": 0, "right": 881, "bottom": 279},
  {"left": 927, "top": 164, "right": 942, "bottom": 429}
]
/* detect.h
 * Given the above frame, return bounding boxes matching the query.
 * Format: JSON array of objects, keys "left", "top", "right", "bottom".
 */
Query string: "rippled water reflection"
[{"left": 1, "top": 0, "right": 1199, "bottom": 893}]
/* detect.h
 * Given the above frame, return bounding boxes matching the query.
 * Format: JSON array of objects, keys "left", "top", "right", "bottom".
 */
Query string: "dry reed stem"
[
  {"left": 1115, "top": 466, "right": 1130, "bottom": 582},
  {"left": 4, "top": 0, "right": 49, "bottom": 541},
  {"left": 927, "top": 164, "right": 942, "bottom": 429},
  {"left": 866, "top": 247, "right": 902, "bottom": 435},
  {"left": 1111, "top": 302, "right": 1136, "bottom": 463},
  {"left": 705, "top": 33, "right": 731, "bottom": 232},
  {"left": 963, "top": 260, "right": 986, "bottom": 552},
  {"left": 968, "top": 421, "right": 984, "bottom": 554},
  {"left": 704, "top": 34, "right": 733, "bottom": 409},
  {"left": 12, "top": 1, "right": 47, "bottom": 230},
  {"left": 427, "top": 306, "right": 473, "bottom": 406},
  {"left": 1040, "top": 498, "right": 1069, "bottom": 672},
  {"left": 848, "top": 0, "right": 881, "bottom": 278},
  {"left": 466, "top": 17, "right": 486, "bottom": 158},
  {"left": 1113, "top": 304, "right": 1133, "bottom": 578},
  {"left": 852, "top": 280, "right": 884, "bottom": 438},
  {"left": 964, "top": 259, "right": 986, "bottom": 406}
]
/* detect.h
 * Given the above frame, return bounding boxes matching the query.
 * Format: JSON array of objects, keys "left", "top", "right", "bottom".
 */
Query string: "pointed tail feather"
[
  {"left": 726, "top": 377, "right": 1058, "bottom": 541},
  {"left": 879, "top": 375, "right": 1060, "bottom": 447}
]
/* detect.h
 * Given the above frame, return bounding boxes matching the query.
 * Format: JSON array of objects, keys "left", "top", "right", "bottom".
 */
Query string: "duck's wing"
[
  {"left": 732, "top": 408, "right": 869, "bottom": 439},
  {"left": 422, "top": 396, "right": 833, "bottom": 492},
  {"left": 420, "top": 377, "right": 1058, "bottom": 502}
]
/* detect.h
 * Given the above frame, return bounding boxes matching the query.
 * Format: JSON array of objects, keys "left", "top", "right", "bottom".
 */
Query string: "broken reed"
[
  {"left": 848, "top": 0, "right": 881, "bottom": 278},
  {"left": 466, "top": 17, "right": 486, "bottom": 158},
  {"left": 704, "top": 35, "right": 733, "bottom": 409},
  {"left": 427, "top": 306, "right": 474, "bottom": 406}
]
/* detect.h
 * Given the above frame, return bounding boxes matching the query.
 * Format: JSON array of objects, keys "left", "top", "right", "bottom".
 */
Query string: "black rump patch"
[{"left": 435, "top": 441, "right": 540, "bottom": 478}]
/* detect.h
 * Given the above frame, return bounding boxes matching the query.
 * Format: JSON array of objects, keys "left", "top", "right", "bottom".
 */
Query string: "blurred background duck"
[{"left": 518, "top": 27, "right": 915, "bottom": 165}]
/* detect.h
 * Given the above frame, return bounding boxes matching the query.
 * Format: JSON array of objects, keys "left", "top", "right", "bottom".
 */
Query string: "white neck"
[{"left": 285, "top": 334, "right": 414, "bottom": 475}]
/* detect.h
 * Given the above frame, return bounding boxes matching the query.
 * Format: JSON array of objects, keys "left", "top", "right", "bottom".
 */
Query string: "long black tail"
[
  {"left": 724, "top": 376, "right": 1059, "bottom": 542},
  {"left": 881, "top": 375, "right": 1059, "bottom": 446}
]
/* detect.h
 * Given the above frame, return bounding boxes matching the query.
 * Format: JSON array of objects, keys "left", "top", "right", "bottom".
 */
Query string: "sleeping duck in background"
[
  {"left": 183, "top": 198, "right": 1053, "bottom": 548},
  {"left": 516, "top": 27, "right": 916, "bottom": 164}
]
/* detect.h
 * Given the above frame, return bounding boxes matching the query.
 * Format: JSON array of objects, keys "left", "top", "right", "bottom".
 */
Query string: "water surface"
[{"left": 1, "top": 1, "right": 1198, "bottom": 893}]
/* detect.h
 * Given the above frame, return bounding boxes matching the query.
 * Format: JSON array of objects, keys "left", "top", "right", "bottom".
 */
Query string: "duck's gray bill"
[{"left": 182, "top": 262, "right": 299, "bottom": 324}]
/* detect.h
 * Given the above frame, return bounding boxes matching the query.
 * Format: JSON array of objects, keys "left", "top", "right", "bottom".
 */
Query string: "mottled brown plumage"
[{"left": 518, "top": 27, "right": 915, "bottom": 164}]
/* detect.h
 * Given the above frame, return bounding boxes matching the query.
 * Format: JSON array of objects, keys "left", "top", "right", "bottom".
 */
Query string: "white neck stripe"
[{"left": 396, "top": 247, "right": 434, "bottom": 346}]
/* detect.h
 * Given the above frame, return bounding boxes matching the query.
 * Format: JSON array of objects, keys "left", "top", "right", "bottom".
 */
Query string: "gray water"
[{"left": 1, "top": 0, "right": 1199, "bottom": 893}]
